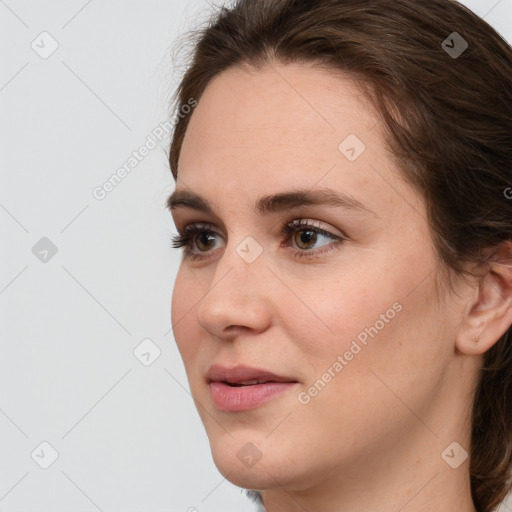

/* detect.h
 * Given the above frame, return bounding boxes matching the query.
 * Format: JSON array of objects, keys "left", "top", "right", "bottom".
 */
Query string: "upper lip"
[{"left": 206, "top": 364, "right": 298, "bottom": 384}]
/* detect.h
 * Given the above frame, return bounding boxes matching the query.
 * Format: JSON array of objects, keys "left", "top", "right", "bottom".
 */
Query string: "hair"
[{"left": 167, "top": 1, "right": 512, "bottom": 510}]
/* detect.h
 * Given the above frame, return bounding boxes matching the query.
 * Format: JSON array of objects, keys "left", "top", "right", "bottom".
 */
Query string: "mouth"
[
  {"left": 206, "top": 364, "right": 299, "bottom": 412},
  {"left": 206, "top": 364, "right": 298, "bottom": 386},
  {"left": 221, "top": 379, "right": 275, "bottom": 387}
]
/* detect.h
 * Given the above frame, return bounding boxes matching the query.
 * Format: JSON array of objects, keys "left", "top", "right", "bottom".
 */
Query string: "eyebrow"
[{"left": 167, "top": 188, "right": 377, "bottom": 217}]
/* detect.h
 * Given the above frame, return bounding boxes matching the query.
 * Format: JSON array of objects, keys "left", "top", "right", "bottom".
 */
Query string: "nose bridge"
[
  {"left": 196, "top": 234, "right": 271, "bottom": 336},
  {"left": 213, "top": 232, "right": 267, "bottom": 288}
]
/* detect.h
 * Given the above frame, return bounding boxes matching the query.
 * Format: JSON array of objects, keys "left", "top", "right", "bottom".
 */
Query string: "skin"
[{"left": 169, "top": 60, "right": 512, "bottom": 512}]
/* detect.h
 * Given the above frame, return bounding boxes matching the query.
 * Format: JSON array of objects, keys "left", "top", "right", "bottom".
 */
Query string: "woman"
[{"left": 166, "top": 1, "right": 512, "bottom": 511}]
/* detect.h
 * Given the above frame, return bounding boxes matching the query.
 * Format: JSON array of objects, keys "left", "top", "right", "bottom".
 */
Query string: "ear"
[{"left": 455, "top": 240, "right": 512, "bottom": 356}]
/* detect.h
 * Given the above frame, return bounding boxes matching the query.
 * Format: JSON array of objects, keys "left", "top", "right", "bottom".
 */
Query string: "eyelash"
[{"left": 170, "top": 219, "right": 346, "bottom": 262}]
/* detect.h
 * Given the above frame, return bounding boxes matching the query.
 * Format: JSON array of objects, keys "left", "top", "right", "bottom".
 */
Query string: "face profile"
[
  {"left": 169, "top": 61, "right": 477, "bottom": 510},
  {"left": 166, "top": 1, "right": 512, "bottom": 511}
]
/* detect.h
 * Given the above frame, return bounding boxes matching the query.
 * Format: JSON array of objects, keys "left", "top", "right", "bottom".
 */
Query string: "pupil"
[
  {"left": 297, "top": 229, "right": 316, "bottom": 249},
  {"left": 197, "top": 233, "right": 215, "bottom": 251}
]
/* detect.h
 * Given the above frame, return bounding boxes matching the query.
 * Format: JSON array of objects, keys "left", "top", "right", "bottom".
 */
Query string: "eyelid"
[
  {"left": 177, "top": 218, "right": 344, "bottom": 239},
  {"left": 282, "top": 218, "right": 345, "bottom": 239},
  {"left": 181, "top": 222, "right": 219, "bottom": 235}
]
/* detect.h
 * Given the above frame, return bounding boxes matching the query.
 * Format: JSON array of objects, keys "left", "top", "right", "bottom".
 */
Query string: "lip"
[{"left": 206, "top": 364, "right": 299, "bottom": 412}]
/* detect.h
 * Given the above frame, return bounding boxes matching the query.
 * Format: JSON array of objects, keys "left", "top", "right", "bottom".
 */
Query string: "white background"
[{"left": 1, "top": 1, "right": 511, "bottom": 511}]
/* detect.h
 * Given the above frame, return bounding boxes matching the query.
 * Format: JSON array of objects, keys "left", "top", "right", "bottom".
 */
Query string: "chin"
[
  {"left": 205, "top": 430, "right": 276, "bottom": 488},
  {"left": 206, "top": 430, "right": 317, "bottom": 492},
  {"left": 213, "top": 456, "right": 275, "bottom": 489}
]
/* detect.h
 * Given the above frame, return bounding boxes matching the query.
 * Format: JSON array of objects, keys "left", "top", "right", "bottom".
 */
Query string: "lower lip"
[{"left": 209, "top": 381, "right": 298, "bottom": 412}]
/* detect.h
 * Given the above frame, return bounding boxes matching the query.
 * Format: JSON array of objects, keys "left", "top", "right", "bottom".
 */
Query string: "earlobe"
[
  {"left": 456, "top": 320, "right": 490, "bottom": 356},
  {"left": 455, "top": 240, "right": 512, "bottom": 356}
]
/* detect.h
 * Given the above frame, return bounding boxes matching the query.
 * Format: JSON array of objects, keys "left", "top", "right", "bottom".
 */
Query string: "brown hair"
[{"left": 167, "top": 1, "right": 512, "bottom": 510}]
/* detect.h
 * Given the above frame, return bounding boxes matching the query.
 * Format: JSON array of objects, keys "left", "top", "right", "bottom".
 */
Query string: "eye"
[
  {"left": 171, "top": 219, "right": 346, "bottom": 261},
  {"left": 171, "top": 223, "right": 224, "bottom": 261},
  {"left": 281, "top": 219, "right": 344, "bottom": 258}
]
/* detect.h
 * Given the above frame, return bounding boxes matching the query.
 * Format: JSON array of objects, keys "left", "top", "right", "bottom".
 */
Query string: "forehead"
[
  {"left": 176, "top": 61, "right": 411, "bottom": 218},
  {"left": 180, "top": 62, "right": 377, "bottom": 159}
]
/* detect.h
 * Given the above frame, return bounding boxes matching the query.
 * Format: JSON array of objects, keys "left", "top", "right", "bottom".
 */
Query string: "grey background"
[{"left": 1, "top": 1, "right": 511, "bottom": 511}]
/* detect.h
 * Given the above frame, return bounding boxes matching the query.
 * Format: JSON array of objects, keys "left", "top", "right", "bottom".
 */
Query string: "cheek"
[
  {"left": 170, "top": 271, "right": 184, "bottom": 325},
  {"left": 171, "top": 269, "right": 203, "bottom": 362},
  {"left": 295, "top": 264, "right": 447, "bottom": 415},
  {"left": 281, "top": 296, "right": 446, "bottom": 472},
  {"left": 282, "top": 268, "right": 402, "bottom": 365},
  {"left": 286, "top": 254, "right": 447, "bottom": 393}
]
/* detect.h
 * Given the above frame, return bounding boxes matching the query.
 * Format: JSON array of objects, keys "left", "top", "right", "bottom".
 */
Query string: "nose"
[{"left": 195, "top": 239, "right": 273, "bottom": 341}]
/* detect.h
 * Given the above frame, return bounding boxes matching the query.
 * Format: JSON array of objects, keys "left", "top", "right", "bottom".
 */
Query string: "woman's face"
[{"left": 169, "top": 61, "right": 469, "bottom": 492}]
